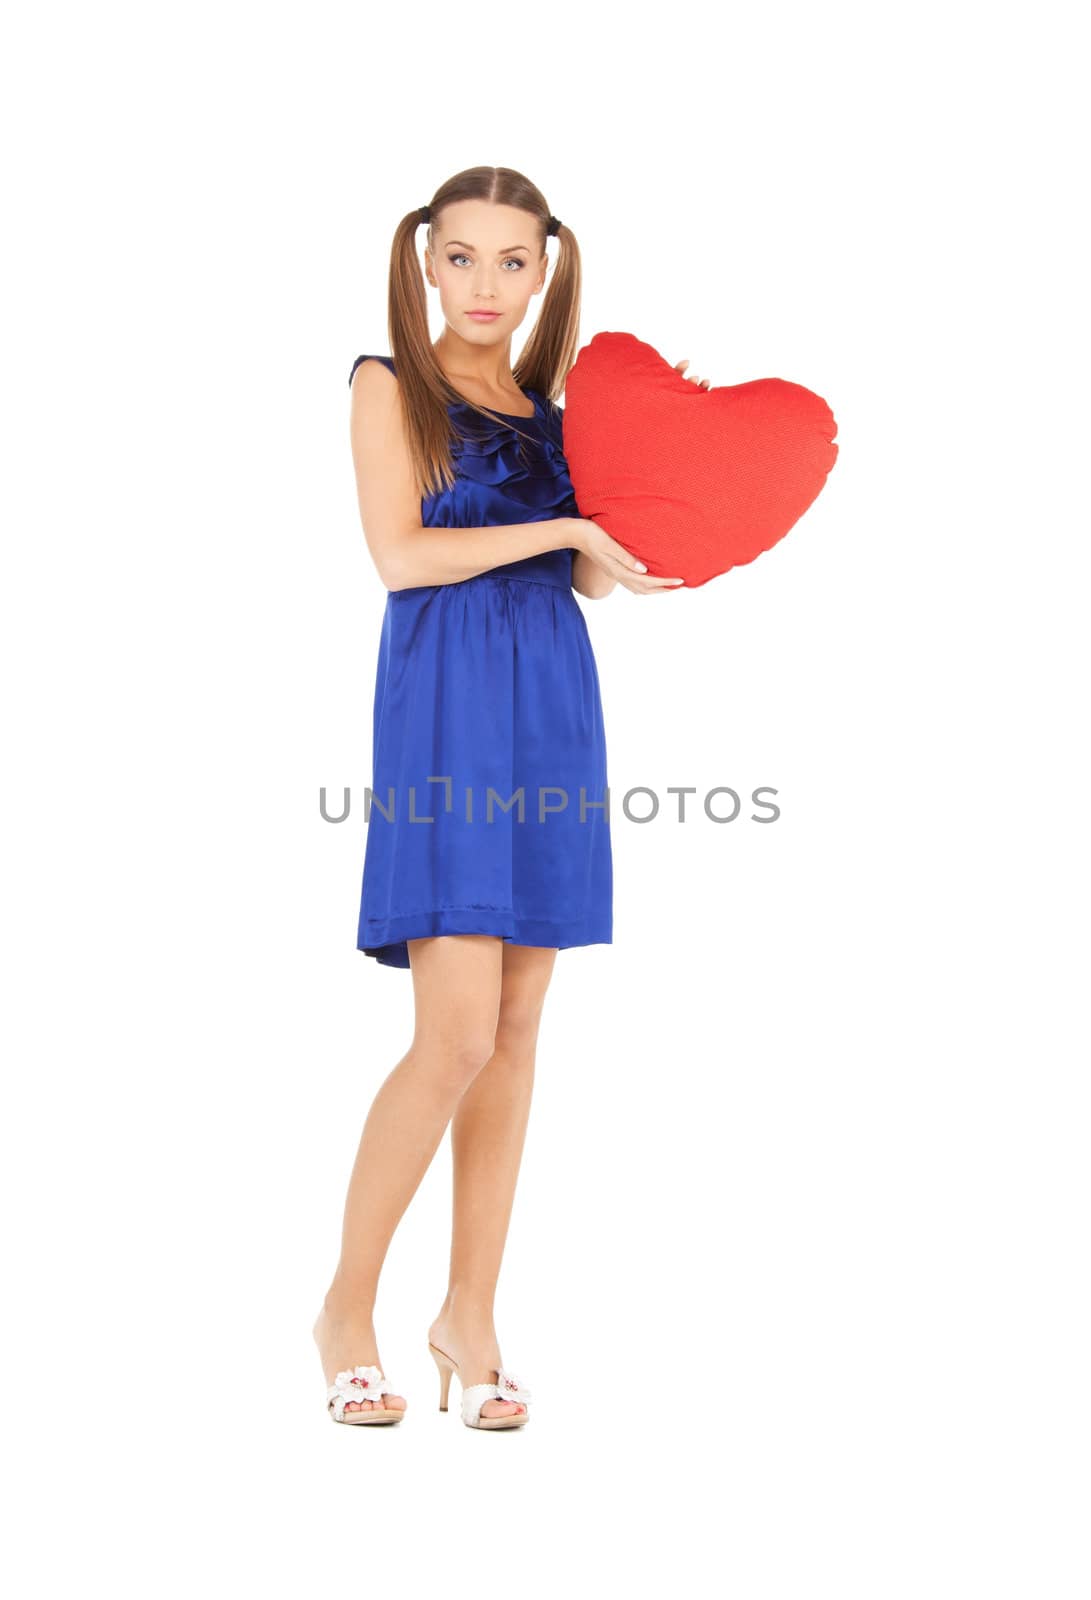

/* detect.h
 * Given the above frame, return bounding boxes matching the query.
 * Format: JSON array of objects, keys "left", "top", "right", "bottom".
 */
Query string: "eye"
[{"left": 446, "top": 254, "right": 524, "bottom": 271}]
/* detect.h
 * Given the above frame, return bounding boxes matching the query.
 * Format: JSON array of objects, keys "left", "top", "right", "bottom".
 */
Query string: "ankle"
[
  {"left": 321, "top": 1280, "right": 377, "bottom": 1323},
  {"left": 436, "top": 1287, "right": 498, "bottom": 1325}
]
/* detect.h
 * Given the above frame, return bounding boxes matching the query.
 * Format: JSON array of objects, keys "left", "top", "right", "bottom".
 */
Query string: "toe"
[
  {"left": 345, "top": 1395, "right": 406, "bottom": 1412},
  {"left": 481, "top": 1398, "right": 523, "bottom": 1417}
]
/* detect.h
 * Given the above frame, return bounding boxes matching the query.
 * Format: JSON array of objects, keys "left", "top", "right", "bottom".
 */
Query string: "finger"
[
  {"left": 617, "top": 559, "right": 685, "bottom": 587},
  {"left": 674, "top": 358, "right": 689, "bottom": 371},
  {"left": 623, "top": 574, "right": 686, "bottom": 592},
  {"left": 603, "top": 547, "right": 647, "bottom": 574}
]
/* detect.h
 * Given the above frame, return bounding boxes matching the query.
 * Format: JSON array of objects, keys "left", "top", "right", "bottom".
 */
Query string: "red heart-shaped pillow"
[{"left": 562, "top": 331, "right": 839, "bottom": 588}]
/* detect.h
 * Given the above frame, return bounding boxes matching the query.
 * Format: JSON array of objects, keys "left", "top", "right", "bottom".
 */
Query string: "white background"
[{"left": 3, "top": 2, "right": 1087, "bottom": 1595}]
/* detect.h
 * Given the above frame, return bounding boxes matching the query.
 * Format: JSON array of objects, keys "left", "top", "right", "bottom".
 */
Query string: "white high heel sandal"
[
  {"left": 326, "top": 1364, "right": 405, "bottom": 1425},
  {"left": 428, "top": 1341, "right": 532, "bottom": 1429}
]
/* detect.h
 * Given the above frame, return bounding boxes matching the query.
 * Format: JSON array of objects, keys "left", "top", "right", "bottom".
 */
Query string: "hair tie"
[
  {"left": 418, "top": 204, "right": 431, "bottom": 224},
  {"left": 546, "top": 215, "right": 561, "bottom": 236}
]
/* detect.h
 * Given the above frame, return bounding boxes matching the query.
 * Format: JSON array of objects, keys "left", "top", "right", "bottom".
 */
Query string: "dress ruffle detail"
[{"left": 424, "top": 396, "right": 579, "bottom": 526}]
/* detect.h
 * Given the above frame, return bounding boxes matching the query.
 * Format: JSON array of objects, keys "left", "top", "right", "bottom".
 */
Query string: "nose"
[{"left": 470, "top": 269, "right": 501, "bottom": 300}]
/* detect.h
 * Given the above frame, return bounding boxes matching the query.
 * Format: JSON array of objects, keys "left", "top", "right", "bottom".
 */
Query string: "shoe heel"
[{"left": 428, "top": 1341, "right": 455, "bottom": 1411}]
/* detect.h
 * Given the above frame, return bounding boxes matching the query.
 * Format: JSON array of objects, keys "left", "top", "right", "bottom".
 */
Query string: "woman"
[{"left": 315, "top": 166, "right": 707, "bottom": 1430}]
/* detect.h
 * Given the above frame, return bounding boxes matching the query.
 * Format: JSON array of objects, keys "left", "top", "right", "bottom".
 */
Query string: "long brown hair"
[{"left": 385, "top": 166, "right": 582, "bottom": 498}]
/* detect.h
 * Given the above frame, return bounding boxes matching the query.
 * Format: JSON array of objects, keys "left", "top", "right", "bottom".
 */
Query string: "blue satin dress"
[{"left": 349, "top": 354, "right": 613, "bottom": 969}]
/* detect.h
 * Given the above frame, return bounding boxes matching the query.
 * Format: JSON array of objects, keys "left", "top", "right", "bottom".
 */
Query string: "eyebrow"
[{"left": 445, "top": 240, "right": 532, "bottom": 255}]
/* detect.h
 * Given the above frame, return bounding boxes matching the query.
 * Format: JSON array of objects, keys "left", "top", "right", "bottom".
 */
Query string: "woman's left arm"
[{"left": 569, "top": 358, "right": 711, "bottom": 600}]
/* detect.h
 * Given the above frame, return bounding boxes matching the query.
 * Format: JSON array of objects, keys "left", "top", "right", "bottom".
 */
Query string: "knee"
[
  {"left": 494, "top": 999, "right": 545, "bottom": 1059},
  {"left": 415, "top": 1030, "right": 496, "bottom": 1095}
]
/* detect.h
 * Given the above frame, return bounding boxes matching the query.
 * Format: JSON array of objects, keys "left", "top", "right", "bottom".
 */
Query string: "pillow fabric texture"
[{"left": 561, "top": 331, "right": 839, "bottom": 588}]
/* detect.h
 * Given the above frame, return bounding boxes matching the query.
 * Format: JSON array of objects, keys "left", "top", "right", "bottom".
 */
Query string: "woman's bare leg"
[
  {"left": 428, "top": 942, "right": 558, "bottom": 1420},
  {"left": 313, "top": 935, "right": 504, "bottom": 1412}
]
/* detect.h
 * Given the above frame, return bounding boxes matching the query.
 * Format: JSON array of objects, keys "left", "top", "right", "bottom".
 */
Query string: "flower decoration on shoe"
[
  {"left": 495, "top": 1367, "right": 532, "bottom": 1406},
  {"left": 327, "top": 1364, "right": 390, "bottom": 1421}
]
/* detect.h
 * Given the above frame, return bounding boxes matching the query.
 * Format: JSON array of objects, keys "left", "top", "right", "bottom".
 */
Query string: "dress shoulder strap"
[{"left": 349, "top": 353, "right": 396, "bottom": 387}]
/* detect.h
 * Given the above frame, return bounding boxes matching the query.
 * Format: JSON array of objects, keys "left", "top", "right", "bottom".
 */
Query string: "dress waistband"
[
  {"left": 389, "top": 550, "right": 574, "bottom": 596},
  {"left": 475, "top": 551, "right": 573, "bottom": 590}
]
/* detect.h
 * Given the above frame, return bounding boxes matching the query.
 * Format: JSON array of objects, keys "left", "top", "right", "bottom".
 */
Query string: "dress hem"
[{"left": 357, "top": 906, "right": 612, "bottom": 970}]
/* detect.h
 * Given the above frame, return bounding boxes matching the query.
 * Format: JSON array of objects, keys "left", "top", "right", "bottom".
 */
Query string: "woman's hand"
[
  {"left": 674, "top": 357, "right": 712, "bottom": 390},
  {"left": 569, "top": 519, "right": 685, "bottom": 595}
]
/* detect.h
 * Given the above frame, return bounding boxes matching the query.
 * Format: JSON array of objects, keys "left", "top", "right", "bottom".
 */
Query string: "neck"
[{"left": 433, "top": 334, "right": 516, "bottom": 391}]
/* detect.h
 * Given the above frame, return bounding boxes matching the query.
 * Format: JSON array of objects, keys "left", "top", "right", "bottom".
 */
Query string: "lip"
[{"left": 466, "top": 311, "right": 501, "bottom": 320}]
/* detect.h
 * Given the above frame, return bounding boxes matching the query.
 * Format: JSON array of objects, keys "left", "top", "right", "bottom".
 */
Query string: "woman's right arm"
[
  {"left": 351, "top": 358, "right": 581, "bottom": 591},
  {"left": 350, "top": 359, "right": 679, "bottom": 593}
]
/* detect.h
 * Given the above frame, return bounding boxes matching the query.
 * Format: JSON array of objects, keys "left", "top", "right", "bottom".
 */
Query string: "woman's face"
[{"left": 425, "top": 200, "right": 547, "bottom": 346}]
